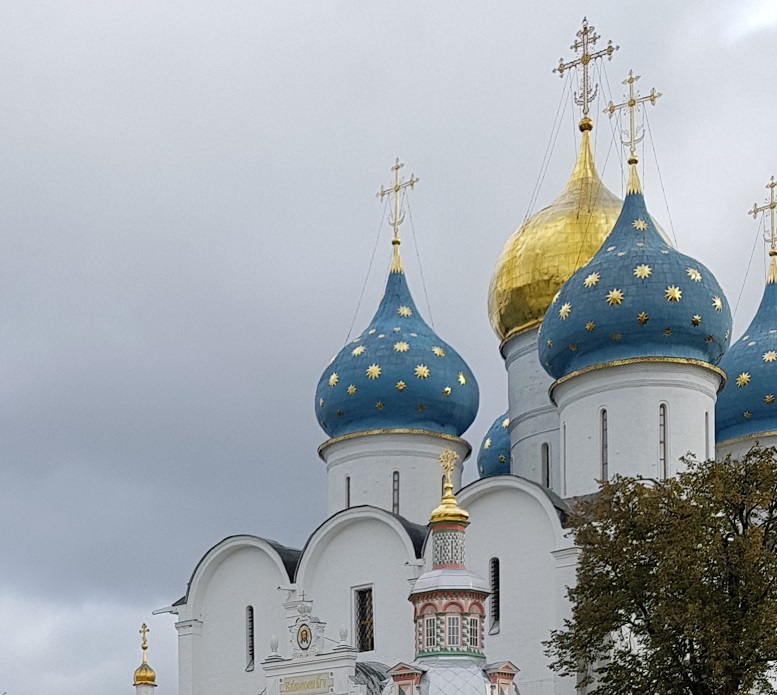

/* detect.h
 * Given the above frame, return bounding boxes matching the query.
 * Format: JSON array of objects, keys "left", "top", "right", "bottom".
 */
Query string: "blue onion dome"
[
  {"left": 477, "top": 412, "right": 511, "bottom": 478},
  {"left": 538, "top": 164, "right": 732, "bottom": 381},
  {"left": 315, "top": 246, "right": 479, "bottom": 439},
  {"left": 717, "top": 254, "right": 777, "bottom": 444}
]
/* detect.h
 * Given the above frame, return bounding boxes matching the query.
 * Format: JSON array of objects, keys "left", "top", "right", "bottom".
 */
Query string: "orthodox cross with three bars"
[
  {"left": 750, "top": 176, "right": 777, "bottom": 251},
  {"left": 604, "top": 70, "right": 661, "bottom": 163},
  {"left": 377, "top": 158, "right": 419, "bottom": 246},
  {"left": 553, "top": 17, "right": 619, "bottom": 124}
]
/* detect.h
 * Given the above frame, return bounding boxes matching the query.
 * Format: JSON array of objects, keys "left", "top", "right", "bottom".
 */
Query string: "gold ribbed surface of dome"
[
  {"left": 133, "top": 663, "right": 156, "bottom": 686},
  {"left": 488, "top": 130, "right": 622, "bottom": 342}
]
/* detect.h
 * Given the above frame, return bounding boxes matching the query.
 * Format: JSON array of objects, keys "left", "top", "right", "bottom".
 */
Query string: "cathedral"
[{"left": 134, "top": 18, "right": 777, "bottom": 695}]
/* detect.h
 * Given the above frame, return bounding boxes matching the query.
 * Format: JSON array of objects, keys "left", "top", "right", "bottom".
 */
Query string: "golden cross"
[
  {"left": 377, "top": 158, "right": 419, "bottom": 249},
  {"left": 140, "top": 623, "right": 149, "bottom": 662},
  {"left": 553, "top": 17, "right": 618, "bottom": 126},
  {"left": 438, "top": 449, "right": 459, "bottom": 486},
  {"left": 604, "top": 70, "right": 661, "bottom": 163},
  {"left": 750, "top": 176, "right": 777, "bottom": 252}
]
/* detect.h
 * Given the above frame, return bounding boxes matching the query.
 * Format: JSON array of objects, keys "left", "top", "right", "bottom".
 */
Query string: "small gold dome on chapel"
[
  {"left": 133, "top": 623, "right": 157, "bottom": 687},
  {"left": 134, "top": 662, "right": 157, "bottom": 686}
]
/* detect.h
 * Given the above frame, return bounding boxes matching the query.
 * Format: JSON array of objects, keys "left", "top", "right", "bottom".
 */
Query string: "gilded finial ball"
[{"left": 579, "top": 116, "right": 593, "bottom": 132}]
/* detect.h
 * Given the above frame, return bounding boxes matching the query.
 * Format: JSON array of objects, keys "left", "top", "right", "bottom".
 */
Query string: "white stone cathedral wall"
[
  {"left": 184, "top": 542, "right": 289, "bottom": 695},
  {"left": 503, "top": 328, "right": 561, "bottom": 491},
  {"left": 321, "top": 431, "right": 468, "bottom": 525},
  {"left": 457, "top": 479, "right": 572, "bottom": 695},
  {"left": 554, "top": 362, "right": 720, "bottom": 497},
  {"left": 296, "top": 512, "right": 420, "bottom": 668}
]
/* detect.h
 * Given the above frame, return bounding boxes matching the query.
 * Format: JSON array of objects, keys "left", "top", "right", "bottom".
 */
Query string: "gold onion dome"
[
  {"left": 488, "top": 127, "right": 623, "bottom": 342},
  {"left": 134, "top": 663, "right": 156, "bottom": 687}
]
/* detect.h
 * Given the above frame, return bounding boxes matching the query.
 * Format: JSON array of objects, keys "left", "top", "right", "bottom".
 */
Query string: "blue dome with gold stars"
[
  {"left": 717, "top": 261, "right": 777, "bottom": 444},
  {"left": 538, "top": 167, "right": 732, "bottom": 380},
  {"left": 477, "top": 412, "right": 511, "bottom": 478},
  {"left": 315, "top": 257, "right": 479, "bottom": 439}
]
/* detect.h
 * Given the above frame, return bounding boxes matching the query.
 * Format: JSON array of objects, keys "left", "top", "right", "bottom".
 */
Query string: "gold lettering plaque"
[{"left": 280, "top": 673, "right": 334, "bottom": 695}]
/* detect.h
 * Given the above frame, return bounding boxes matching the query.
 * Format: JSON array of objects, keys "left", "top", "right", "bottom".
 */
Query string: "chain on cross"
[
  {"left": 553, "top": 17, "right": 619, "bottom": 126},
  {"left": 604, "top": 70, "right": 661, "bottom": 164},
  {"left": 750, "top": 176, "right": 777, "bottom": 253},
  {"left": 377, "top": 158, "right": 419, "bottom": 252}
]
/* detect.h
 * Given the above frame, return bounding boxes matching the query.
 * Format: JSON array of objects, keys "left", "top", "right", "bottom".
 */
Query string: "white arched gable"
[
  {"left": 295, "top": 505, "right": 424, "bottom": 587},
  {"left": 181, "top": 534, "right": 295, "bottom": 619},
  {"left": 457, "top": 475, "right": 568, "bottom": 549}
]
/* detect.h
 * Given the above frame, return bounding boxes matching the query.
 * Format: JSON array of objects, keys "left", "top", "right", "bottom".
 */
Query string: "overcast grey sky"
[{"left": 1, "top": 2, "right": 776, "bottom": 693}]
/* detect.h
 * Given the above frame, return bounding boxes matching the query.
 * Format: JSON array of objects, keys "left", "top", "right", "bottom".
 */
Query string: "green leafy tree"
[{"left": 546, "top": 447, "right": 777, "bottom": 695}]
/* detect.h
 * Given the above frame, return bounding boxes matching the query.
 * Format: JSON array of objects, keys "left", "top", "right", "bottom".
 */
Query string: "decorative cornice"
[
  {"left": 499, "top": 319, "right": 543, "bottom": 354},
  {"left": 548, "top": 356, "right": 727, "bottom": 404},
  {"left": 716, "top": 429, "right": 777, "bottom": 449},
  {"left": 318, "top": 428, "right": 471, "bottom": 460}
]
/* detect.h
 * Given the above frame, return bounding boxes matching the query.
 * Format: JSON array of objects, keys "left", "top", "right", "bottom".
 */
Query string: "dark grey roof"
[
  {"left": 176, "top": 507, "right": 427, "bottom": 605},
  {"left": 177, "top": 534, "right": 301, "bottom": 606},
  {"left": 295, "top": 505, "right": 428, "bottom": 580},
  {"left": 355, "top": 661, "right": 390, "bottom": 695},
  {"left": 266, "top": 538, "right": 303, "bottom": 580},
  {"left": 391, "top": 512, "right": 429, "bottom": 558},
  {"left": 459, "top": 473, "right": 572, "bottom": 526}
]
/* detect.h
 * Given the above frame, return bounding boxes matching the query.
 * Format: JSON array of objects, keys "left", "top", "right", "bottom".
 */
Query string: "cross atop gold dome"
[
  {"left": 605, "top": 70, "right": 661, "bottom": 193},
  {"left": 749, "top": 176, "right": 777, "bottom": 283},
  {"left": 553, "top": 17, "right": 619, "bottom": 131},
  {"left": 377, "top": 158, "right": 419, "bottom": 274},
  {"left": 133, "top": 623, "right": 157, "bottom": 687}
]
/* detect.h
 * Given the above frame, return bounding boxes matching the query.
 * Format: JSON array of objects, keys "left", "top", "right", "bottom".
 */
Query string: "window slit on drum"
[
  {"left": 245, "top": 605, "right": 255, "bottom": 671},
  {"left": 600, "top": 409, "right": 609, "bottom": 480},
  {"left": 392, "top": 471, "right": 400, "bottom": 515},
  {"left": 659, "top": 404, "right": 668, "bottom": 479},
  {"left": 489, "top": 557, "right": 500, "bottom": 634}
]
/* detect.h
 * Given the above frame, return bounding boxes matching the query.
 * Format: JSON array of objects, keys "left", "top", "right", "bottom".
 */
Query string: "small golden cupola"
[
  {"left": 133, "top": 623, "right": 157, "bottom": 688},
  {"left": 488, "top": 18, "right": 631, "bottom": 344}
]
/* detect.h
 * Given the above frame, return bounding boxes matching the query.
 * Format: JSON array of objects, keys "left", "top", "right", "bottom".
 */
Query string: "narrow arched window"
[
  {"left": 659, "top": 404, "right": 668, "bottom": 479},
  {"left": 425, "top": 615, "right": 436, "bottom": 648},
  {"left": 541, "top": 442, "right": 550, "bottom": 487},
  {"left": 705, "top": 411, "right": 710, "bottom": 460},
  {"left": 246, "top": 605, "right": 255, "bottom": 671},
  {"left": 600, "top": 409, "right": 609, "bottom": 481},
  {"left": 345, "top": 476, "right": 351, "bottom": 508},
  {"left": 392, "top": 471, "right": 400, "bottom": 515},
  {"left": 562, "top": 423, "right": 567, "bottom": 495},
  {"left": 447, "top": 615, "right": 460, "bottom": 647},
  {"left": 489, "top": 557, "right": 500, "bottom": 634},
  {"left": 469, "top": 616, "right": 480, "bottom": 648}
]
